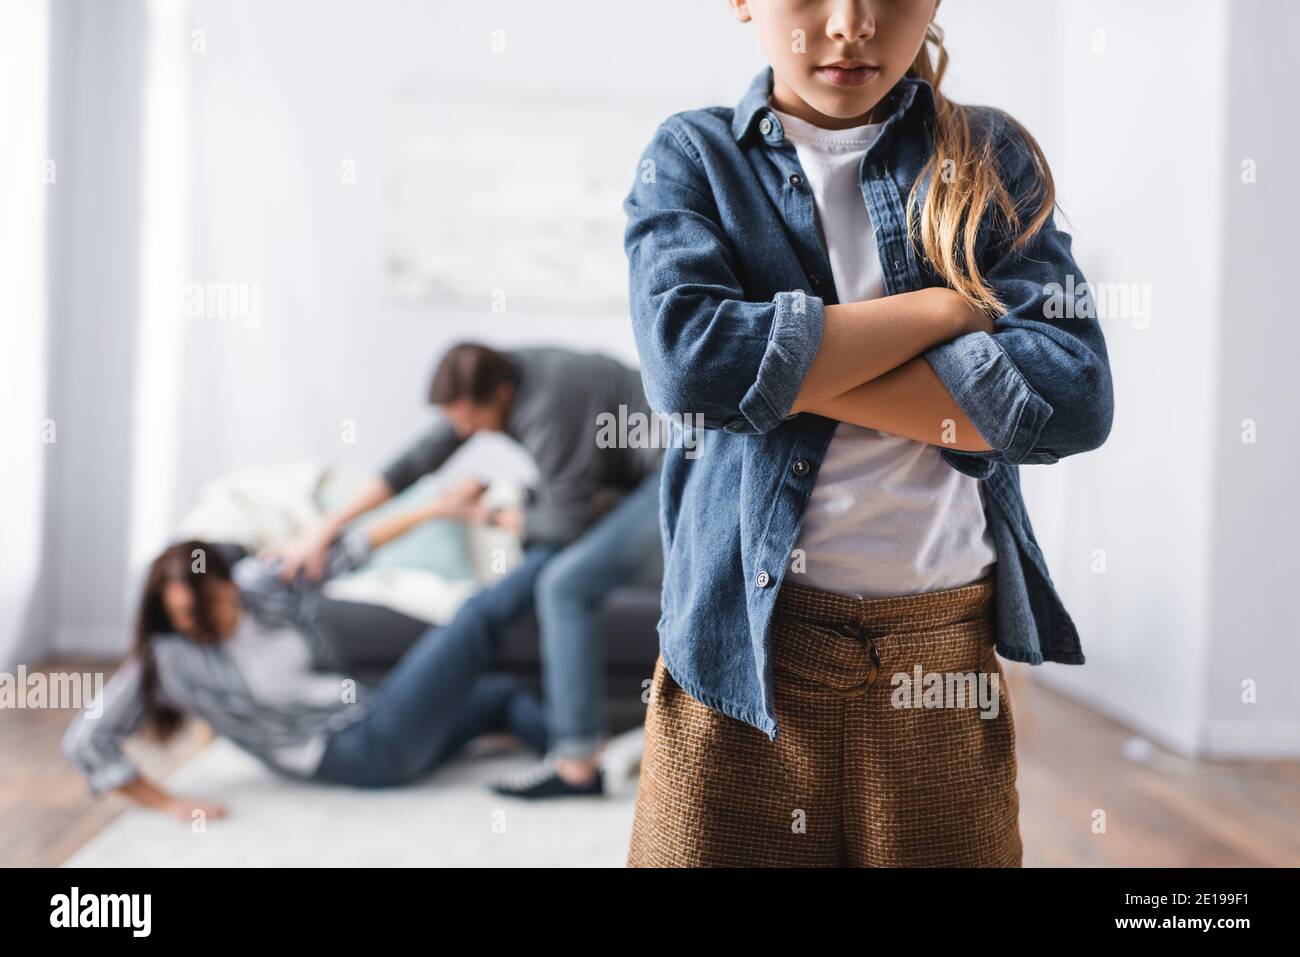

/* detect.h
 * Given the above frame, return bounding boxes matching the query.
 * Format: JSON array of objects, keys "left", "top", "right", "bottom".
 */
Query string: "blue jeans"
[
  {"left": 536, "top": 472, "right": 662, "bottom": 761},
  {"left": 314, "top": 545, "right": 557, "bottom": 788}
]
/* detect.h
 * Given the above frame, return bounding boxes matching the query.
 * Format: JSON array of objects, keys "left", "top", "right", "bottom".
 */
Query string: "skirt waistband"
[
  {"left": 770, "top": 576, "right": 997, "bottom": 695},
  {"left": 774, "top": 575, "right": 995, "bottom": 635}
]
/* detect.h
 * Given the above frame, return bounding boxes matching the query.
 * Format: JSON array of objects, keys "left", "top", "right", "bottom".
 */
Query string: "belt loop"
[
  {"left": 831, "top": 621, "right": 882, "bottom": 685},
  {"left": 832, "top": 621, "right": 869, "bottom": 640}
]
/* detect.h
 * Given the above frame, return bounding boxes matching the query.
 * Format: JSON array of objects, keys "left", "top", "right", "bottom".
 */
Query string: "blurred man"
[{"left": 273, "top": 342, "right": 664, "bottom": 797}]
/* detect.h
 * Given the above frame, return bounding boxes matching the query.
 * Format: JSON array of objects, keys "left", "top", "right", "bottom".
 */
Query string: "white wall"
[
  {"left": 41, "top": 0, "right": 148, "bottom": 659},
  {"left": 1009, "top": 1, "right": 1232, "bottom": 756},
  {"left": 955, "top": 0, "right": 1300, "bottom": 758},
  {"left": 0, "top": 0, "right": 52, "bottom": 668},
  {"left": 1202, "top": 0, "right": 1300, "bottom": 756},
  {"left": 164, "top": 0, "right": 763, "bottom": 502}
]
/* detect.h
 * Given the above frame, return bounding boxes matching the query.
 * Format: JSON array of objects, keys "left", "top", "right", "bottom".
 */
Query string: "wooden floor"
[
  {"left": 0, "top": 660, "right": 211, "bottom": 867},
  {"left": 3, "top": 659, "right": 1298, "bottom": 867}
]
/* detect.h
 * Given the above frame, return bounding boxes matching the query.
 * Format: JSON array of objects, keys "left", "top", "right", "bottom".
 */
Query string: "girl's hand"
[
  {"left": 933, "top": 287, "right": 996, "bottom": 337},
  {"left": 795, "top": 288, "right": 996, "bottom": 415}
]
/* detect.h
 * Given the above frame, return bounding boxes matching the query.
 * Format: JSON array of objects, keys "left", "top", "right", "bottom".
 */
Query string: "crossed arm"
[
  {"left": 790, "top": 287, "right": 994, "bottom": 452},
  {"left": 627, "top": 118, "right": 1113, "bottom": 461}
]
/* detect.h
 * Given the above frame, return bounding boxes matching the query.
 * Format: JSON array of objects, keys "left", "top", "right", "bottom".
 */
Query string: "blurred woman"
[{"left": 63, "top": 484, "right": 554, "bottom": 822}]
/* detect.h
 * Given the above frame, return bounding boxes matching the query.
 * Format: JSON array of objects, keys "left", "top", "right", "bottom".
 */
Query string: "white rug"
[{"left": 64, "top": 739, "right": 640, "bottom": 867}]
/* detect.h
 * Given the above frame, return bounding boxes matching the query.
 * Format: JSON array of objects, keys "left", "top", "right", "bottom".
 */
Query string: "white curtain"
[{"left": 0, "top": 0, "right": 51, "bottom": 668}]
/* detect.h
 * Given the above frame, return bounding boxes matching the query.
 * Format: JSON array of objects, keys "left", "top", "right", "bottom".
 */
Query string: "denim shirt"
[{"left": 623, "top": 67, "right": 1114, "bottom": 740}]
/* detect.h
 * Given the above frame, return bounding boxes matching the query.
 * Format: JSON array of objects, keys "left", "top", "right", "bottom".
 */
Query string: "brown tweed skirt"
[{"left": 627, "top": 575, "right": 1021, "bottom": 867}]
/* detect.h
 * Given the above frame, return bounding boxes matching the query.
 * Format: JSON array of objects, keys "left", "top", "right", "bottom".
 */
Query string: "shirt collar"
[{"left": 730, "top": 66, "right": 936, "bottom": 142}]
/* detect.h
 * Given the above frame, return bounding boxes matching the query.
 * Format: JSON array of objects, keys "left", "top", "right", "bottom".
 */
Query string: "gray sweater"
[{"left": 382, "top": 347, "right": 664, "bottom": 547}]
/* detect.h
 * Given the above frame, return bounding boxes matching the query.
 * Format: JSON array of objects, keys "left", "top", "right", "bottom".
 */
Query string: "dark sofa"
[{"left": 319, "top": 578, "right": 663, "bottom": 736}]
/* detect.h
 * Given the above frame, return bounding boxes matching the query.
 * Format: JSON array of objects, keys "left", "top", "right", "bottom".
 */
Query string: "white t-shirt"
[
  {"left": 224, "top": 616, "right": 351, "bottom": 773},
  {"left": 773, "top": 106, "right": 997, "bottom": 597}
]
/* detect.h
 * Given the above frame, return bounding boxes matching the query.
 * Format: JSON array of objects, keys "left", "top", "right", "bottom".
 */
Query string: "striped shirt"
[{"left": 62, "top": 531, "right": 375, "bottom": 795}]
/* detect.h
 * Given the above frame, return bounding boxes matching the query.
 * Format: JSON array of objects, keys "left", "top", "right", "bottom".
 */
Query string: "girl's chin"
[{"left": 803, "top": 94, "right": 884, "bottom": 124}]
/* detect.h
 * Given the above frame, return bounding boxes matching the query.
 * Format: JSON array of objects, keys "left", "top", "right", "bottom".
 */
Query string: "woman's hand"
[
  {"left": 259, "top": 524, "right": 337, "bottom": 582},
  {"left": 118, "top": 777, "right": 230, "bottom": 825},
  {"left": 162, "top": 795, "right": 230, "bottom": 826},
  {"left": 260, "top": 475, "right": 398, "bottom": 581}
]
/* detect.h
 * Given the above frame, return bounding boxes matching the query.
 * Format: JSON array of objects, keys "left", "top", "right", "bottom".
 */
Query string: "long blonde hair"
[{"left": 906, "top": 21, "right": 1056, "bottom": 314}]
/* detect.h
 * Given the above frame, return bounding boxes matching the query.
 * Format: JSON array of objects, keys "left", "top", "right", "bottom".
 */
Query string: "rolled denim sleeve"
[
  {"left": 925, "top": 111, "right": 1114, "bottom": 471},
  {"left": 624, "top": 121, "right": 825, "bottom": 434}
]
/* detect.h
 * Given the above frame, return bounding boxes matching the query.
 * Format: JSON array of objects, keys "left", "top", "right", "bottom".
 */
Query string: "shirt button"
[
  {"left": 792, "top": 459, "right": 810, "bottom": 477},
  {"left": 789, "top": 173, "right": 803, "bottom": 188},
  {"left": 759, "top": 116, "right": 773, "bottom": 135},
  {"left": 756, "top": 570, "right": 771, "bottom": 588}
]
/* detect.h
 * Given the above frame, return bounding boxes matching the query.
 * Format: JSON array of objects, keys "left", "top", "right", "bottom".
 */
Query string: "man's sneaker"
[{"left": 490, "top": 762, "right": 604, "bottom": 799}]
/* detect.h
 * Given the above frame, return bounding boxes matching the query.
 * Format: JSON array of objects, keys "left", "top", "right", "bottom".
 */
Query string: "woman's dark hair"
[
  {"left": 132, "top": 540, "right": 233, "bottom": 740},
  {"left": 427, "top": 342, "right": 519, "bottom": 405}
]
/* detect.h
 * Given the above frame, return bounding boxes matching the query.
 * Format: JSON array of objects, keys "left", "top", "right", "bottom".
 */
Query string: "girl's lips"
[{"left": 814, "top": 64, "right": 879, "bottom": 87}]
